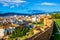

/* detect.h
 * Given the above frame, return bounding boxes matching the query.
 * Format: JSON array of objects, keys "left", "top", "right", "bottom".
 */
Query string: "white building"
[
  {"left": 32, "top": 17, "right": 37, "bottom": 22},
  {"left": 0, "top": 27, "right": 4, "bottom": 38}
]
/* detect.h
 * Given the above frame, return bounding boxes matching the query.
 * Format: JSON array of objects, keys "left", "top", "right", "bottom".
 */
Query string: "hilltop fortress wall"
[
  {"left": 26, "top": 16, "right": 53, "bottom": 40},
  {"left": 26, "top": 24, "right": 53, "bottom": 40}
]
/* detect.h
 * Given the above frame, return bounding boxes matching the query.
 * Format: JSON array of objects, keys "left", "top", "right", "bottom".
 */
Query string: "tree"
[{"left": 10, "top": 27, "right": 29, "bottom": 38}]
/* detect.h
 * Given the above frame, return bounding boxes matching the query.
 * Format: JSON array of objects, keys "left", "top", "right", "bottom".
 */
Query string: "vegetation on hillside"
[
  {"left": 54, "top": 19, "right": 60, "bottom": 28},
  {"left": 9, "top": 27, "right": 29, "bottom": 40},
  {"left": 50, "top": 21, "right": 60, "bottom": 40},
  {"left": 50, "top": 13, "right": 60, "bottom": 19}
]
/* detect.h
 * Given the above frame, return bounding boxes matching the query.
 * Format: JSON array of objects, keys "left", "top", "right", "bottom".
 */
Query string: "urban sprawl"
[{"left": 0, "top": 14, "right": 53, "bottom": 40}]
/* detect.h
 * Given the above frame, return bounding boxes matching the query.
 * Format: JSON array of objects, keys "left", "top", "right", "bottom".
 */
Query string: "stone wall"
[{"left": 25, "top": 25, "right": 53, "bottom": 40}]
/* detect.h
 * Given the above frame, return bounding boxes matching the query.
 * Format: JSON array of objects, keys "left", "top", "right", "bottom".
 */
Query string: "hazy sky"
[{"left": 0, "top": 0, "right": 60, "bottom": 13}]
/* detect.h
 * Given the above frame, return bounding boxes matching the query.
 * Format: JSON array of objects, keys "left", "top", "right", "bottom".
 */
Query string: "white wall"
[{"left": 0, "top": 29, "right": 4, "bottom": 38}]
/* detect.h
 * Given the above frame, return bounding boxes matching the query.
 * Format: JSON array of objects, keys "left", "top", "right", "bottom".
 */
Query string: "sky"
[{"left": 0, "top": 0, "right": 60, "bottom": 13}]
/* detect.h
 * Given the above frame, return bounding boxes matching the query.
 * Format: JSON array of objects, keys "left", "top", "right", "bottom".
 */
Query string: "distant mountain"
[
  {"left": 28, "top": 10, "right": 46, "bottom": 14},
  {"left": 0, "top": 13, "right": 28, "bottom": 16},
  {"left": 0, "top": 10, "right": 60, "bottom": 16},
  {"left": 0, "top": 10, "right": 44, "bottom": 16},
  {"left": 0, "top": 10, "right": 47, "bottom": 16},
  {"left": 48, "top": 11, "right": 60, "bottom": 14},
  {"left": 0, "top": 13, "right": 46, "bottom": 16}
]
